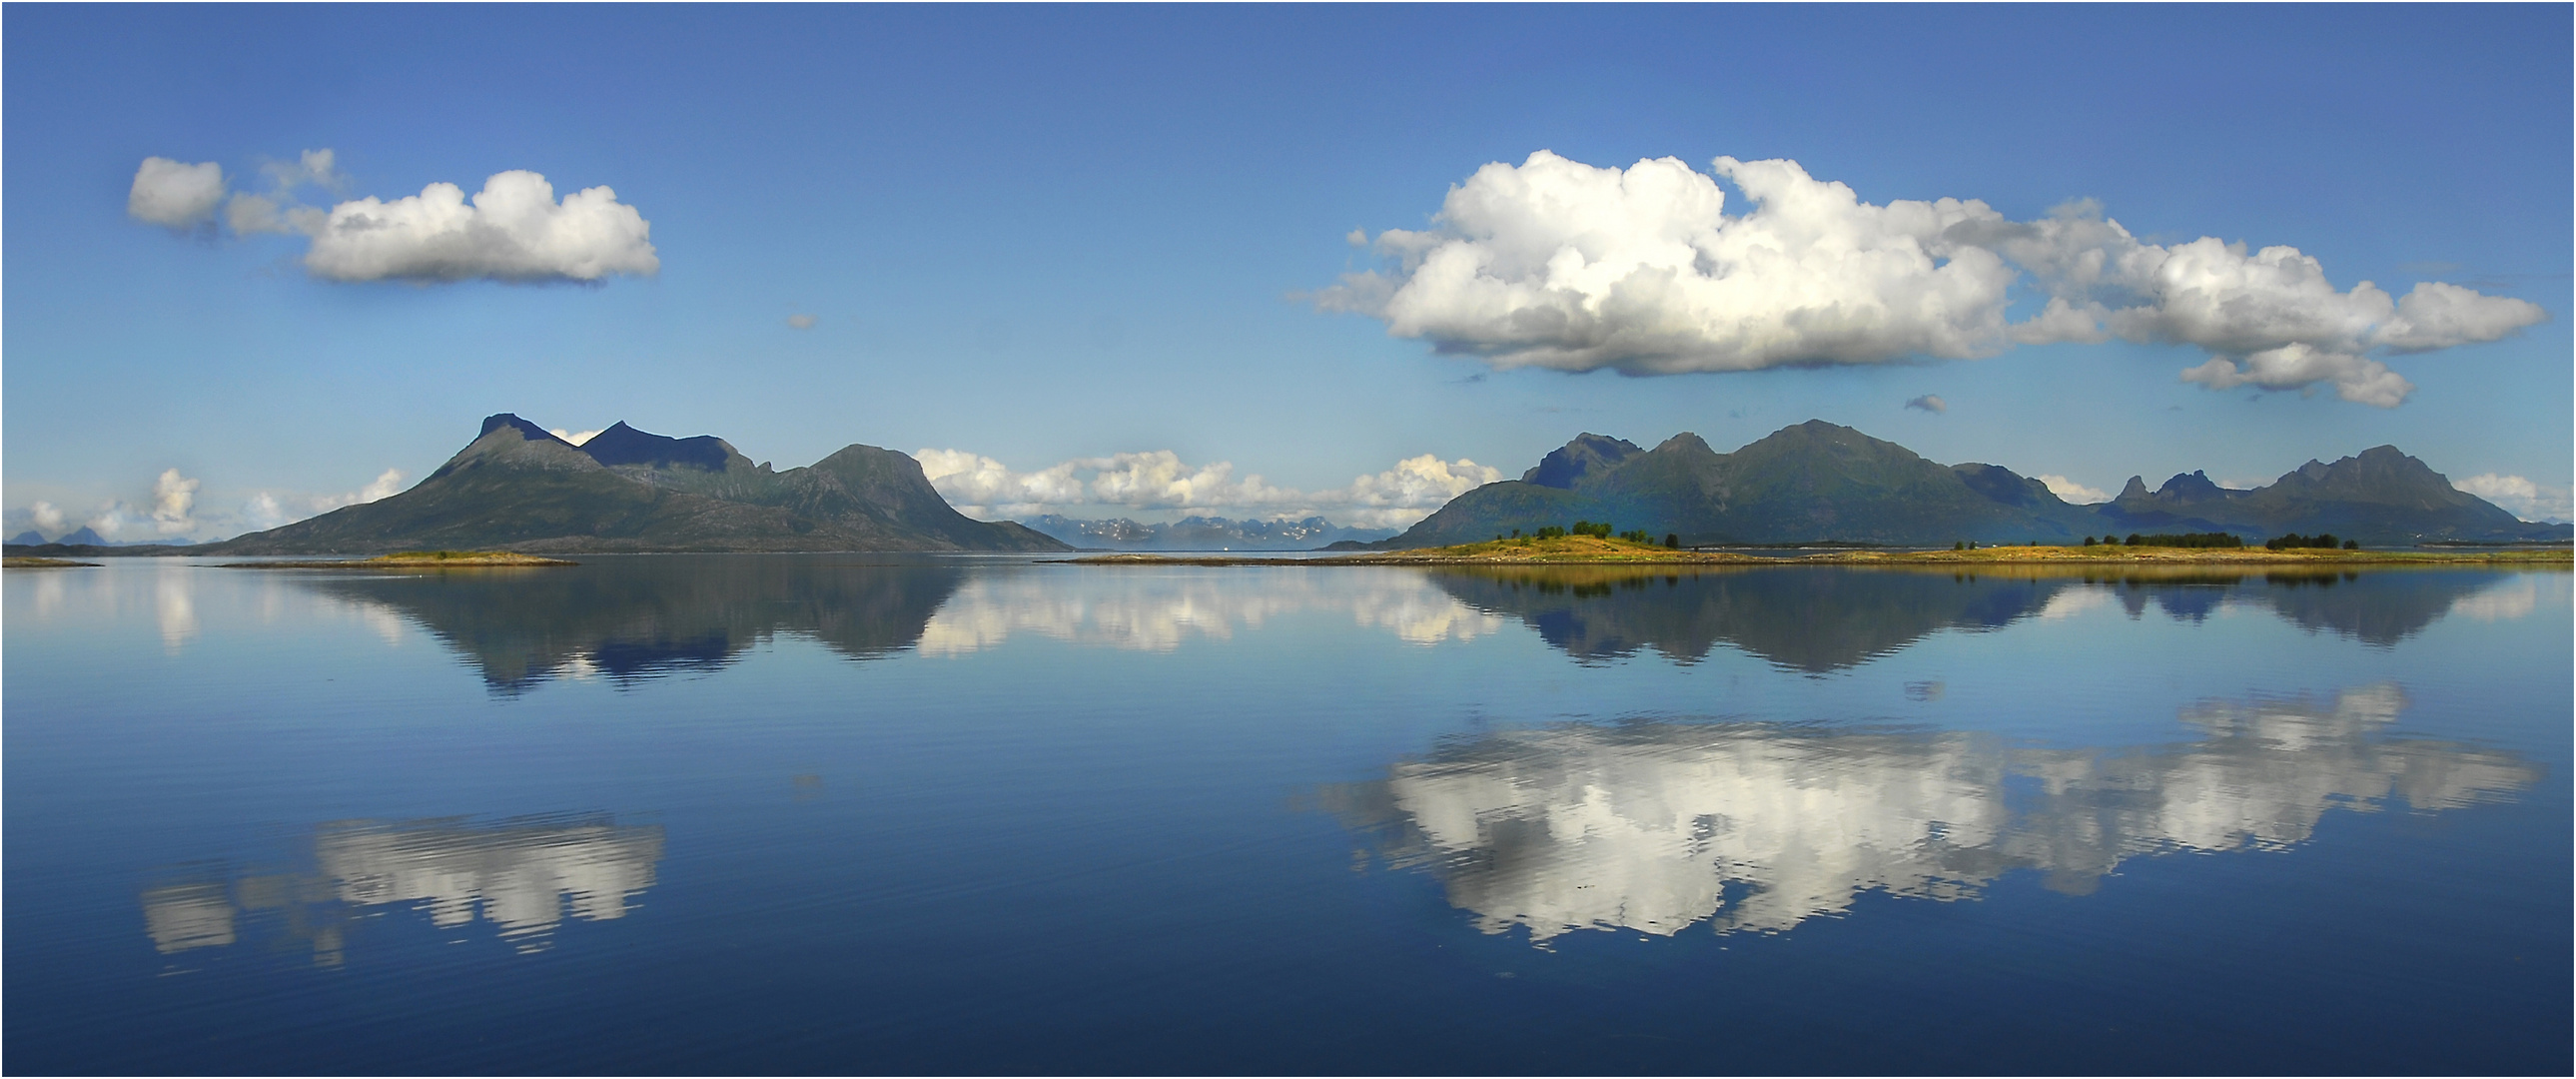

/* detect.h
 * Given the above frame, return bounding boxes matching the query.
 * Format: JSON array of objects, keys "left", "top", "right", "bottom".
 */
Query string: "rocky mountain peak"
[
  {"left": 2152, "top": 471, "right": 2229, "bottom": 504},
  {"left": 579, "top": 421, "right": 737, "bottom": 472},
  {"left": 1522, "top": 433, "right": 1644, "bottom": 489},
  {"left": 479, "top": 413, "right": 571, "bottom": 445}
]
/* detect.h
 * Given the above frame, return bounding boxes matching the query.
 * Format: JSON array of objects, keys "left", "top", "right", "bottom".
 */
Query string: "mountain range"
[
  {"left": 199, "top": 415, "right": 1068, "bottom": 554},
  {"left": 1368, "top": 421, "right": 2564, "bottom": 548},
  {"left": 1019, "top": 515, "right": 1397, "bottom": 550},
  {"left": 5, "top": 415, "right": 2560, "bottom": 557}
]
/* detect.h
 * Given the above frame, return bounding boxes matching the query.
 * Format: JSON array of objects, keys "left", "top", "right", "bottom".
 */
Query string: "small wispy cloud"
[
  {"left": 2037, "top": 475, "right": 2112, "bottom": 505},
  {"left": 1904, "top": 394, "right": 1946, "bottom": 414},
  {"left": 786, "top": 314, "right": 817, "bottom": 330},
  {"left": 2455, "top": 473, "right": 2572, "bottom": 523},
  {"left": 549, "top": 428, "right": 602, "bottom": 446}
]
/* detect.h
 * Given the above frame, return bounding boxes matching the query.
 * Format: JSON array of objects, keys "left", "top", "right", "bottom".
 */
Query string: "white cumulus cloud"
[
  {"left": 151, "top": 469, "right": 201, "bottom": 536},
  {"left": 304, "top": 170, "right": 657, "bottom": 283},
  {"left": 30, "top": 502, "right": 65, "bottom": 532},
  {"left": 915, "top": 449, "right": 1503, "bottom": 529},
  {"left": 1319, "top": 152, "right": 2018, "bottom": 375},
  {"left": 228, "top": 469, "right": 413, "bottom": 538},
  {"left": 66, "top": 469, "right": 207, "bottom": 541},
  {"left": 128, "top": 158, "right": 227, "bottom": 229},
  {"left": 2038, "top": 475, "right": 2112, "bottom": 505},
  {"left": 311, "top": 469, "right": 409, "bottom": 514},
  {"left": 131, "top": 150, "right": 657, "bottom": 285},
  {"left": 2455, "top": 473, "right": 2572, "bottom": 523},
  {"left": 2176, "top": 344, "right": 2412, "bottom": 409},
  {"left": 1341, "top": 455, "right": 1506, "bottom": 518},
  {"left": 1322, "top": 151, "right": 2547, "bottom": 407},
  {"left": 549, "top": 429, "right": 603, "bottom": 446},
  {"left": 914, "top": 450, "right": 1090, "bottom": 517},
  {"left": 242, "top": 493, "right": 290, "bottom": 532}
]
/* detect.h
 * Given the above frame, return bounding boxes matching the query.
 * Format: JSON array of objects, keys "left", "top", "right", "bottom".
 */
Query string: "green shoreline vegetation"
[{"left": 3, "top": 556, "right": 100, "bottom": 568}]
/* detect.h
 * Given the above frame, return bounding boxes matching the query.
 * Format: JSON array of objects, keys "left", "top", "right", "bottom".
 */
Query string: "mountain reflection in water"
[
  {"left": 1322, "top": 683, "right": 2538, "bottom": 943},
  {"left": 1426, "top": 564, "right": 2552, "bottom": 670},
  {"left": 272, "top": 559, "right": 2557, "bottom": 689},
  {"left": 298, "top": 555, "right": 967, "bottom": 691},
  {"left": 141, "top": 817, "right": 664, "bottom": 965}
]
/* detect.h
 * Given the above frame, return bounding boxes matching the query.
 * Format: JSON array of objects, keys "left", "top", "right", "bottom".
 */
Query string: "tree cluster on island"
[
  {"left": 2265, "top": 533, "right": 2361, "bottom": 550},
  {"left": 1491, "top": 522, "right": 1684, "bottom": 548},
  {"left": 2079, "top": 533, "right": 2246, "bottom": 548}
]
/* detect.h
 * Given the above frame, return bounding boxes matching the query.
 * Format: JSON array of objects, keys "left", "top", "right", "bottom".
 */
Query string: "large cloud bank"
[
  {"left": 127, "top": 152, "right": 656, "bottom": 284},
  {"left": 1318, "top": 151, "right": 2545, "bottom": 407},
  {"left": 915, "top": 448, "right": 1504, "bottom": 529}
]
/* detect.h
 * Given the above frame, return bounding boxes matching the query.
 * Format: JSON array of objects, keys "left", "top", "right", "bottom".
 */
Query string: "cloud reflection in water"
[
  {"left": 918, "top": 568, "right": 1502, "bottom": 654},
  {"left": 1323, "top": 684, "right": 2538, "bottom": 943},
  {"left": 141, "top": 816, "right": 664, "bottom": 966}
]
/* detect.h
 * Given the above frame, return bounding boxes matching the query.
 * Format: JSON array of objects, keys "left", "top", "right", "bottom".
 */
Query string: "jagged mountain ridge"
[
  {"left": 1376, "top": 421, "right": 2563, "bottom": 548},
  {"left": 2092, "top": 446, "right": 2542, "bottom": 543},
  {"left": 203, "top": 414, "right": 1070, "bottom": 554}
]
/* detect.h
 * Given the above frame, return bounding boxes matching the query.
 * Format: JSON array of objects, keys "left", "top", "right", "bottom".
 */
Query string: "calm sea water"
[{"left": 6, "top": 555, "right": 2569, "bottom": 1074}]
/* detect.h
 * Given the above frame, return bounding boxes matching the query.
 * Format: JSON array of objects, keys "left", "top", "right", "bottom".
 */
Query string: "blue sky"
[{"left": 7, "top": 4, "right": 2569, "bottom": 540}]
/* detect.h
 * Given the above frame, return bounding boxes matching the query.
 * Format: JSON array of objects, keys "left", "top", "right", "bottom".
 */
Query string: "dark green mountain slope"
[
  {"left": 206, "top": 415, "right": 1068, "bottom": 554},
  {"left": 1387, "top": 421, "right": 2097, "bottom": 547},
  {"left": 1377, "top": 422, "right": 2558, "bottom": 549},
  {"left": 2096, "top": 447, "right": 2558, "bottom": 544}
]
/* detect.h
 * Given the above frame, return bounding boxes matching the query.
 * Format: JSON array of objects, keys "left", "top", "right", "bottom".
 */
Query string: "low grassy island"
[
  {"left": 1801, "top": 543, "right": 2571, "bottom": 566},
  {"left": 1326, "top": 535, "right": 1762, "bottom": 564},
  {"left": 3, "top": 556, "right": 100, "bottom": 568},
  {"left": 220, "top": 550, "right": 579, "bottom": 569},
  {"left": 1065, "top": 536, "right": 1762, "bottom": 566}
]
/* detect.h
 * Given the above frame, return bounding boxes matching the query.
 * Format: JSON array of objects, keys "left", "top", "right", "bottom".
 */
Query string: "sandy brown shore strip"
[{"left": 4, "top": 556, "right": 101, "bottom": 568}]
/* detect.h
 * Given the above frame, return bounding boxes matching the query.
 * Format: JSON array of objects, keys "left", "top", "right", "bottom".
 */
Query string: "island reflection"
[
  {"left": 1321, "top": 683, "right": 2538, "bottom": 943},
  {"left": 141, "top": 816, "right": 664, "bottom": 966},
  {"left": 296, "top": 555, "right": 968, "bottom": 691},
  {"left": 1425, "top": 564, "right": 2554, "bottom": 670},
  {"left": 270, "top": 559, "right": 2558, "bottom": 689}
]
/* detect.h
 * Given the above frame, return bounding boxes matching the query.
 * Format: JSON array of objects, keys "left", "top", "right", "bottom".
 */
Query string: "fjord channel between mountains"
[
  {"left": 1371, "top": 421, "right": 2562, "bottom": 548},
  {"left": 206, "top": 415, "right": 1070, "bottom": 554}
]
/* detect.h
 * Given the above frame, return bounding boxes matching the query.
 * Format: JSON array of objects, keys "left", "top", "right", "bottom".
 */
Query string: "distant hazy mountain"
[
  {"left": 1370, "top": 421, "right": 2564, "bottom": 548},
  {"left": 10, "top": 530, "right": 47, "bottom": 546},
  {"left": 1021, "top": 514, "right": 1397, "bottom": 550},
  {"left": 204, "top": 415, "right": 1071, "bottom": 554}
]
